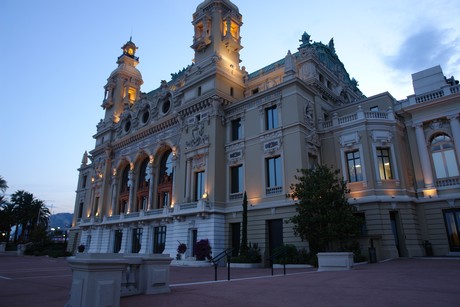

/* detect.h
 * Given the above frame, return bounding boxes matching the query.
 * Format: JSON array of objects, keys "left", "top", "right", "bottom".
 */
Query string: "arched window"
[
  {"left": 157, "top": 149, "right": 173, "bottom": 208},
  {"left": 158, "top": 149, "right": 173, "bottom": 184},
  {"left": 119, "top": 164, "right": 130, "bottom": 214},
  {"left": 120, "top": 165, "right": 130, "bottom": 193},
  {"left": 137, "top": 158, "right": 149, "bottom": 211},
  {"left": 138, "top": 158, "right": 149, "bottom": 188},
  {"left": 431, "top": 134, "right": 459, "bottom": 179}
]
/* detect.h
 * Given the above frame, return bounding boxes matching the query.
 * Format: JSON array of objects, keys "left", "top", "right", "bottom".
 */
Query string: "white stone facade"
[{"left": 68, "top": 0, "right": 460, "bottom": 262}]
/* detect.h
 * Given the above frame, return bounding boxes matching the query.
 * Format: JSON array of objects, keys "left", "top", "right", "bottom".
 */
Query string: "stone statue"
[{"left": 299, "top": 32, "right": 311, "bottom": 47}]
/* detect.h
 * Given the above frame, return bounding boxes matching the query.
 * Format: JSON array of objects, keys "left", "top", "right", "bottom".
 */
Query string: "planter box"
[
  {"left": 317, "top": 252, "right": 354, "bottom": 272},
  {"left": 230, "top": 262, "right": 263, "bottom": 269},
  {"left": 273, "top": 264, "right": 313, "bottom": 269}
]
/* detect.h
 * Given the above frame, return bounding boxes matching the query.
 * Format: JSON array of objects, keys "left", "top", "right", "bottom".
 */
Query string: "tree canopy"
[{"left": 288, "top": 165, "right": 360, "bottom": 254}]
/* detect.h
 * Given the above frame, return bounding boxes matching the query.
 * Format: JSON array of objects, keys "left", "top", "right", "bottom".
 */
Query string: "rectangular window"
[
  {"left": 197, "top": 86, "right": 202, "bottom": 96},
  {"left": 230, "top": 87, "right": 234, "bottom": 97},
  {"left": 252, "top": 88, "right": 259, "bottom": 95},
  {"left": 230, "top": 165, "right": 243, "bottom": 194},
  {"left": 153, "top": 226, "right": 166, "bottom": 253},
  {"left": 377, "top": 147, "right": 393, "bottom": 180},
  {"left": 113, "top": 230, "right": 123, "bottom": 253},
  {"left": 265, "top": 105, "right": 278, "bottom": 130},
  {"left": 78, "top": 202, "right": 84, "bottom": 219},
  {"left": 266, "top": 156, "right": 282, "bottom": 188},
  {"left": 346, "top": 150, "right": 363, "bottom": 182},
  {"left": 132, "top": 228, "right": 142, "bottom": 253},
  {"left": 195, "top": 171, "right": 205, "bottom": 201},
  {"left": 82, "top": 175, "right": 87, "bottom": 188},
  {"left": 231, "top": 118, "right": 242, "bottom": 141}
]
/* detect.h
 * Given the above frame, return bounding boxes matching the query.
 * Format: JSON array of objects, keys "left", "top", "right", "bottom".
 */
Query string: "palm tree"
[
  {"left": 0, "top": 176, "right": 8, "bottom": 194},
  {"left": 0, "top": 198, "right": 15, "bottom": 242},
  {"left": 10, "top": 190, "right": 50, "bottom": 242}
]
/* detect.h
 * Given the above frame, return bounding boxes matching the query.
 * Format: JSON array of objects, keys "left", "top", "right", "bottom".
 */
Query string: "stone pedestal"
[
  {"left": 66, "top": 253, "right": 127, "bottom": 307},
  {"left": 0, "top": 242, "right": 6, "bottom": 252},
  {"left": 317, "top": 252, "right": 354, "bottom": 272},
  {"left": 140, "top": 254, "right": 173, "bottom": 294}
]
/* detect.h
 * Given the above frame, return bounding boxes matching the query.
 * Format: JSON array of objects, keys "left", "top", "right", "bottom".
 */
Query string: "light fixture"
[{"left": 202, "top": 192, "right": 208, "bottom": 200}]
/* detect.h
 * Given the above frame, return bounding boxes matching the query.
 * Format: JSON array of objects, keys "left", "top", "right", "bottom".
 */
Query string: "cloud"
[{"left": 385, "top": 26, "right": 459, "bottom": 73}]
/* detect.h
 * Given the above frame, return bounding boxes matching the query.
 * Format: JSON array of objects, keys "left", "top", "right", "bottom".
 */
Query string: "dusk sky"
[{"left": 1, "top": 0, "right": 459, "bottom": 214}]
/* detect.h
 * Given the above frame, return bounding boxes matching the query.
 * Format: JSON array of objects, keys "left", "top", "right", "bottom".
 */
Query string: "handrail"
[
  {"left": 269, "top": 247, "right": 288, "bottom": 276},
  {"left": 210, "top": 247, "right": 234, "bottom": 265},
  {"left": 210, "top": 248, "right": 234, "bottom": 281}
]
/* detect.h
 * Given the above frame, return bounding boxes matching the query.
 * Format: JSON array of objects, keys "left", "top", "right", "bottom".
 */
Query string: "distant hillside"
[{"left": 49, "top": 213, "right": 73, "bottom": 229}]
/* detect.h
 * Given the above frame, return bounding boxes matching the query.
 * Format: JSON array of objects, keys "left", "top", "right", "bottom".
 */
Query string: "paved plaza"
[{"left": 0, "top": 252, "right": 459, "bottom": 306}]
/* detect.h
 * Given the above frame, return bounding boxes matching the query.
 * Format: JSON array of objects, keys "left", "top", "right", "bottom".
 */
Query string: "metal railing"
[
  {"left": 269, "top": 246, "right": 288, "bottom": 276},
  {"left": 210, "top": 248, "right": 234, "bottom": 281}
]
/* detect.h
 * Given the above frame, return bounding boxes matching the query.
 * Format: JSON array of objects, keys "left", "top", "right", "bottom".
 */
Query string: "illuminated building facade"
[{"left": 68, "top": 0, "right": 460, "bottom": 260}]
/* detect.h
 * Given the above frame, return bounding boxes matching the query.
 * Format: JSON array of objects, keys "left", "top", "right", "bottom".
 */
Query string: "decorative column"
[
  {"left": 146, "top": 160, "right": 155, "bottom": 210},
  {"left": 170, "top": 150, "right": 178, "bottom": 207},
  {"left": 448, "top": 114, "right": 460, "bottom": 165},
  {"left": 111, "top": 170, "right": 118, "bottom": 216},
  {"left": 413, "top": 122, "right": 436, "bottom": 197},
  {"left": 127, "top": 168, "right": 135, "bottom": 213},
  {"left": 185, "top": 158, "right": 192, "bottom": 202}
]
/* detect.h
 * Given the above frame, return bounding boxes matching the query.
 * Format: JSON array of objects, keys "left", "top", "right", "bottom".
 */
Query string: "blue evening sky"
[{"left": 1, "top": 0, "right": 459, "bottom": 213}]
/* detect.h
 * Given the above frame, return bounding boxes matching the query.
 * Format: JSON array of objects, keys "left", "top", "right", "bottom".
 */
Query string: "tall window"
[
  {"left": 132, "top": 228, "right": 142, "bottom": 253},
  {"left": 431, "top": 134, "right": 459, "bottom": 178},
  {"left": 265, "top": 105, "right": 278, "bottom": 130},
  {"left": 230, "top": 165, "right": 243, "bottom": 194},
  {"left": 113, "top": 230, "right": 123, "bottom": 253},
  {"left": 231, "top": 118, "right": 242, "bottom": 141},
  {"left": 153, "top": 226, "right": 166, "bottom": 253},
  {"left": 195, "top": 171, "right": 205, "bottom": 201},
  {"left": 120, "top": 165, "right": 130, "bottom": 193},
  {"left": 443, "top": 209, "right": 460, "bottom": 252},
  {"left": 377, "top": 147, "right": 393, "bottom": 180},
  {"left": 159, "top": 150, "right": 173, "bottom": 183},
  {"left": 266, "top": 156, "right": 282, "bottom": 188},
  {"left": 78, "top": 202, "right": 84, "bottom": 219},
  {"left": 346, "top": 150, "right": 363, "bottom": 182}
]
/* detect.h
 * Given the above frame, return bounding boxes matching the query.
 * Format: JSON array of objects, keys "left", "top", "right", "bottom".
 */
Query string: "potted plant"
[
  {"left": 77, "top": 244, "right": 85, "bottom": 253},
  {"left": 176, "top": 242, "right": 187, "bottom": 260},
  {"left": 195, "top": 239, "right": 212, "bottom": 261}
]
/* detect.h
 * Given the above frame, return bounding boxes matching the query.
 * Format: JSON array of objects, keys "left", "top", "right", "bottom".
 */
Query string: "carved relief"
[
  {"left": 186, "top": 121, "right": 209, "bottom": 148},
  {"left": 370, "top": 130, "right": 393, "bottom": 144},
  {"left": 300, "top": 62, "right": 317, "bottom": 80},
  {"left": 338, "top": 132, "right": 361, "bottom": 148}
]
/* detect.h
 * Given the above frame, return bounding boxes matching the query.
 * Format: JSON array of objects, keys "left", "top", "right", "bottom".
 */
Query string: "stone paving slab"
[{"left": 1, "top": 252, "right": 459, "bottom": 307}]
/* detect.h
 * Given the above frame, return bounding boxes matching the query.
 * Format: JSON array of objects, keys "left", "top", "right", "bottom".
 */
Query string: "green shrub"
[
  {"left": 231, "top": 242, "right": 261, "bottom": 263},
  {"left": 272, "top": 244, "right": 313, "bottom": 264},
  {"left": 24, "top": 242, "right": 70, "bottom": 258}
]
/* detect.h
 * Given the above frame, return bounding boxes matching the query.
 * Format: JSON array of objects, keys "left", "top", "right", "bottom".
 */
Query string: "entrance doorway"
[
  {"left": 390, "top": 211, "right": 406, "bottom": 257},
  {"left": 443, "top": 209, "right": 460, "bottom": 252},
  {"left": 190, "top": 229, "right": 198, "bottom": 257},
  {"left": 267, "top": 219, "right": 283, "bottom": 256},
  {"left": 230, "top": 223, "right": 240, "bottom": 257}
]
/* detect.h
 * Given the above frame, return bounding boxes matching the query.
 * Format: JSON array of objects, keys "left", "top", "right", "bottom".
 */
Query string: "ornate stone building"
[{"left": 68, "top": 0, "right": 460, "bottom": 260}]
